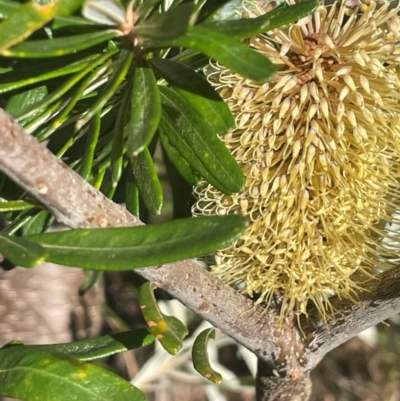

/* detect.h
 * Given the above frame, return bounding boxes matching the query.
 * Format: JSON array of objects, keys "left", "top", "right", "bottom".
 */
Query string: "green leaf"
[
  {"left": 25, "top": 329, "right": 155, "bottom": 361},
  {"left": 0, "top": 233, "right": 47, "bottom": 268},
  {"left": 136, "top": 2, "right": 195, "bottom": 40},
  {"left": 5, "top": 85, "right": 48, "bottom": 117},
  {"left": 196, "top": 0, "right": 236, "bottom": 23},
  {"left": 202, "top": 0, "right": 318, "bottom": 39},
  {"left": 125, "top": 167, "right": 140, "bottom": 216},
  {"left": 0, "top": 0, "right": 81, "bottom": 52},
  {"left": 111, "top": 71, "right": 133, "bottom": 187},
  {"left": 192, "top": 328, "right": 222, "bottom": 384},
  {"left": 146, "top": 25, "right": 276, "bottom": 82},
  {"left": 25, "top": 215, "right": 247, "bottom": 270},
  {"left": 0, "top": 199, "right": 34, "bottom": 212},
  {"left": 160, "top": 130, "right": 201, "bottom": 185},
  {"left": 0, "top": 2, "right": 58, "bottom": 53},
  {"left": 0, "top": 0, "right": 18, "bottom": 19},
  {"left": 136, "top": 0, "right": 163, "bottom": 19},
  {"left": 22, "top": 210, "right": 53, "bottom": 236},
  {"left": 130, "top": 148, "right": 163, "bottom": 215},
  {"left": 55, "top": 0, "right": 85, "bottom": 17},
  {"left": 80, "top": 110, "right": 102, "bottom": 180},
  {"left": 77, "top": 48, "right": 134, "bottom": 129},
  {"left": 51, "top": 14, "right": 96, "bottom": 30},
  {"left": 159, "top": 86, "right": 244, "bottom": 194},
  {"left": 139, "top": 282, "right": 188, "bottom": 355},
  {"left": 149, "top": 58, "right": 234, "bottom": 135},
  {"left": 4, "top": 30, "right": 120, "bottom": 58},
  {"left": 0, "top": 346, "right": 147, "bottom": 401},
  {"left": 127, "top": 60, "right": 161, "bottom": 156},
  {"left": 0, "top": 54, "right": 99, "bottom": 95}
]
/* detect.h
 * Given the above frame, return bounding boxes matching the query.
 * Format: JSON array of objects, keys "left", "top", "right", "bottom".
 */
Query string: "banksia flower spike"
[{"left": 193, "top": 0, "right": 400, "bottom": 319}]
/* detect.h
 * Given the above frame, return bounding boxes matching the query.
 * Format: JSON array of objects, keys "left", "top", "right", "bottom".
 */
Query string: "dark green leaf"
[
  {"left": 202, "top": 0, "right": 318, "bottom": 39},
  {"left": 0, "top": 346, "right": 147, "bottom": 401},
  {"left": 80, "top": 110, "right": 102, "bottom": 180},
  {"left": 0, "top": 233, "right": 47, "bottom": 268},
  {"left": 139, "top": 282, "right": 188, "bottom": 354},
  {"left": 196, "top": 0, "right": 236, "bottom": 23},
  {"left": 125, "top": 167, "right": 140, "bottom": 216},
  {"left": 0, "top": 54, "right": 98, "bottom": 95},
  {"left": 136, "top": 2, "right": 195, "bottom": 40},
  {"left": 149, "top": 58, "right": 234, "bottom": 134},
  {"left": 25, "top": 215, "right": 247, "bottom": 270},
  {"left": 192, "top": 328, "right": 222, "bottom": 383},
  {"left": 127, "top": 60, "right": 161, "bottom": 156},
  {"left": 22, "top": 210, "right": 53, "bottom": 236},
  {"left": 4, "top": 30, "right": 120, "bottom": 58},
  {"left": 146, "top": 25, "right": 276, "bottom": 82},
  {"left": 111, "top": 72, "right": 133, "bottom": 187},
  {"left": 159, "top": 86, "right": 244, "bottom": 194},
  {"left": 136, "top": 0, "right": 163, "bottom": 19},
  {"left": 130, "top": 148, "right": 163, "bottom": 215},
  {"left": 5, "top": 86, "right": 48, "bottom": 117},
  {"left": 27, "top": 329, "right": 155, "bottom": 361},
  {"left": 160, "top": 130, "right": 201, "bottom": 185}
]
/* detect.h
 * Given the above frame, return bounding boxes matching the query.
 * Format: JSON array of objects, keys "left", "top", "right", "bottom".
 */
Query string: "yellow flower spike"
[{"left": 193, "top": 0, "right": 400, "bottom": 321}]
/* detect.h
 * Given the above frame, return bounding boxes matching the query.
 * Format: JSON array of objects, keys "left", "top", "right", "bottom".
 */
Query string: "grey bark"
[{"left": 1, "top": 108, "right": 400, "bottom": 400}]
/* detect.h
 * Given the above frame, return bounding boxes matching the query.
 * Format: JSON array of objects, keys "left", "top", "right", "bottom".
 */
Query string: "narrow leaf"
[
  {"left": 0, "top": 0, "right": 83, "bottom": 54},
  {"left": 0, "top": 2, "right": 58, "bottom": 53},
  {"left": 0, "top": 200, "right": 34, "bottom": 212},
  {"left": 130, "top": 149, "right": 163, "bottom": 215},
  {"left": 149, "top": 58, "right": 234, "bottom": 134},
  {"left": 192, "top": 328, "right": 222, "bottom": 384},
  {"left": 125, "top": 166, "right": 140, "bottom": 216},
  {"left": 4, "top": 30, "right": 120, "bottom": 58},
  {"left": 202, "top": 0, "right": 318, "bottom": 39},
  {"left": 0, "top": 233, "right": 47, "bottom": 268},
  {"left": 5, "top": 86, "right": 48, "bottom": 117},
  {"left": 159, "top": 86, "right": 244, "bottom": 194},
  {"left": 22, "top": 210, "right": 53, "bottom": 236},
  {"left": 196, "top": 0, "right": 235, "bottom": 23},
  {"left": 111, "top": 71, "right": 133, "bottom": 187},
  {"left": 77, "top": 48, "right": 133, "bottom": 128},
  {"left": 0, "top": 54, "right": 99, "bottom": 95},
  {"left": 135, "top": 2, "right": 195, "bottom": 40},
  {"left": 160, "top": 130, "right": 201, "bottom": 185},
  {"left": 127, "top": 60, "right": 161, "bottom": 156},
  {"left": 25, "top": 215, "right": 247, "bottom": 270},
  {"left": 80, "top": 110, "right": 102, "bottom": 180},
  {"left": 139, "top": 282, "right": 188, "bottom": 355},
  {"left": 0, "top": 346, "right": 147, "bottom": 401},
  {"left": 26, "top": 329, "right": 155, "bottom": 361},
  {"left": 146, "top": 25, "right": 276, "bottom": 82}
]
